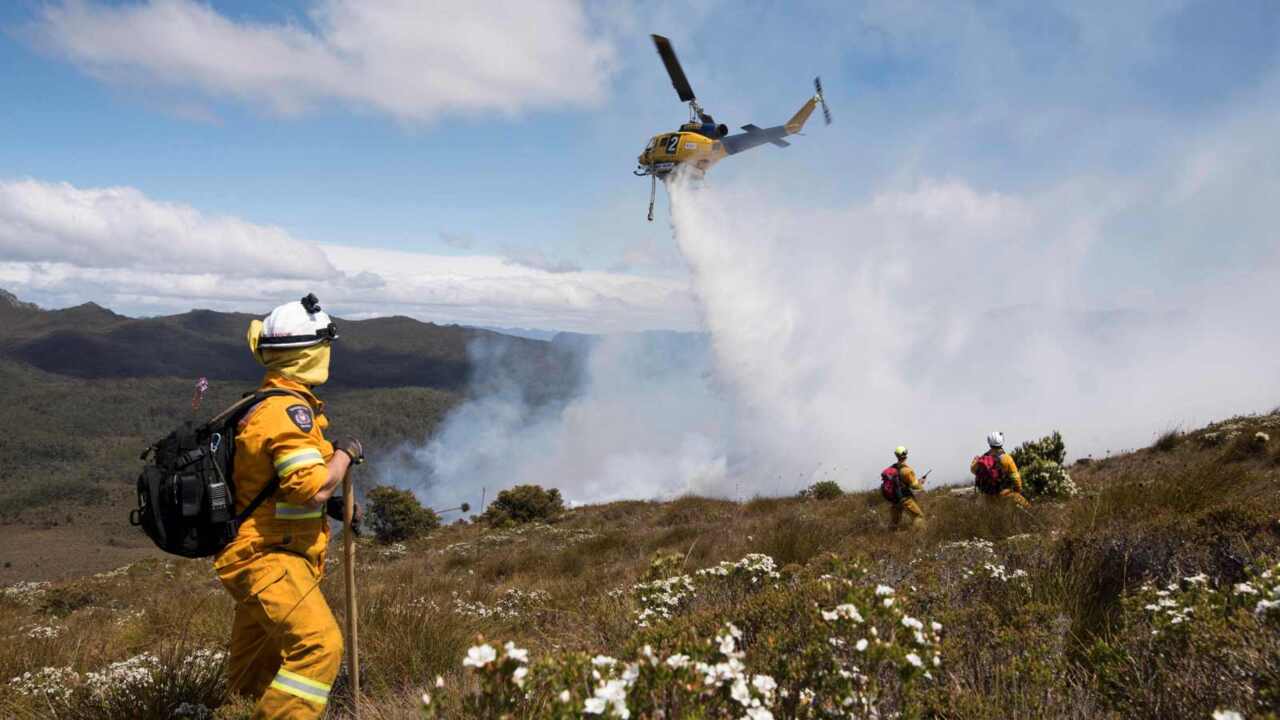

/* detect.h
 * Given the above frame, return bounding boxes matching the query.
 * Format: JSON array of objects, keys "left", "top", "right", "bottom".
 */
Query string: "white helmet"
[
  {"left": 987, "top": 431, "right": 1004, "bottom": 449},
  {"left": 258, "top": 294, "right": 339, "bottom": 349}
]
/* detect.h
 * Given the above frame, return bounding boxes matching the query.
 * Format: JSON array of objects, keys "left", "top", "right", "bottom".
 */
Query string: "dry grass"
[{"left": 2, "top": 415, "right": 1279, "bottom": 718}]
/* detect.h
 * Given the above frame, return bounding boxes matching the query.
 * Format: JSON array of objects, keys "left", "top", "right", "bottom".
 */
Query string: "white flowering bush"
[
  {"left": 1, "top": 580, "right": 51, "bottom": 606},
  {"left": 620, "top": 553, "right": 784, "bottom": 629},
  {"left": 1090, "top": 559, "right": 1280, "bottom": 717},
  {"left": 630, "top": 574, "right": 696, "bottom": 628},
  {"left": 5, "top": 647, "right": 226, "bottom": 719},
  {"left": 1022, "top": 458, "right": 1079, "bottom": 499},
  {"left": 452, "top": 588, "right": 550, "bottom": 622},
  {"left": 1011, "top": 431, "right": 1079, "bottom": 499},
  {"left": 421, "top": 556, "right": 940, "bottom": 719}
]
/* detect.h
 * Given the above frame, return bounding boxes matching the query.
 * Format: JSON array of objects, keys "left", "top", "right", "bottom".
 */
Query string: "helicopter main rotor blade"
[{"left": 651, "top": 34, "right": 696, "bottom": 103}]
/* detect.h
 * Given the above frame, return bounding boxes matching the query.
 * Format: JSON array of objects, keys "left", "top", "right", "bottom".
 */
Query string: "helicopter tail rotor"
[{"left": 814, "top": 77, "right": 832, "bottom": 126}]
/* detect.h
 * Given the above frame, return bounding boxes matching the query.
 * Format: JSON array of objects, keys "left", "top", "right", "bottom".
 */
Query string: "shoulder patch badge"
[{"left": 286, "top": 404, "right": 314, "bottom": 433}]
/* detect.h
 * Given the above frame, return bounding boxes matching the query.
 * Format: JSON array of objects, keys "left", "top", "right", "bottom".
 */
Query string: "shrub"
[
  {"left": 365, "top": 485, "right": 440, "bottom": 544},
  {"left": 797, "top": 480, "right": 843, "bottom": 501},
  {"left": 1022, "top": 458, "right": 1080, "bottom": 499},
  {"left": 480, "top": 485, "right": 564, "bottom": 527},
  {"left": 1012, "top": 431, "right": 1077, "bottom": 499},
  {"left": 1087, "top": 560, "right": 1280, "bottom": 719},
  {"left": 1221, "top": 431, "right": 1269, "bottom": 463},
  {"left": 1152, "top": 427, "right": 1184, "bottom": 452},
  {"left": 1011, "top": 430, "right": 1066, "bottom": 468}
]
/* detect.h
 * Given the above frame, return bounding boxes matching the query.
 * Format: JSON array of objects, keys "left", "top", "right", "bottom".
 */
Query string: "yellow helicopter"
[{"left": 637, "top": 34, "right": 832, "bottom": 220}]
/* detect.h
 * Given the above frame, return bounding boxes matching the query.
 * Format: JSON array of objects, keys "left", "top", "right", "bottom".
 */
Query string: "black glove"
[
  {"left": 335, "top": 437, "right": 364, "bottom": 465},
  {"left": 326, "top": 496, "right": 362, "bottom": 536}
]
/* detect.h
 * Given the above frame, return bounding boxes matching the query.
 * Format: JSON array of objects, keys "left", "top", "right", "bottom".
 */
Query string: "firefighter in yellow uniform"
[
  {"left": 971, "top": 431, "right": 1030, "bottom": 508},
  {"left": 887, "top": 446, "right": 925, "bottom": 529},
  {"left": 214, "top": 294, "right": 363, "bottom": 719}
]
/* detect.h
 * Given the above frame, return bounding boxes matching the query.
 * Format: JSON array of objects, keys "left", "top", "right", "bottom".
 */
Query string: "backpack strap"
[{"left": 225, "top": 389, "right": 312, "bottom": 526}]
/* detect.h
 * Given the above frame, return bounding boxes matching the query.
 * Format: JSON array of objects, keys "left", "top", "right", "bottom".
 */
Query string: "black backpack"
[{"left": 129, "top": 390, "right": 303, "bottom": 558}]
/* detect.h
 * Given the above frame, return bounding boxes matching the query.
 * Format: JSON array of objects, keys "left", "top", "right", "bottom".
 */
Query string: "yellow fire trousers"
[
  {"left": 890, "top": 497, "right": 925, "bottom": 528},
  {"left": 218, "top": 550, "right": 343, "bottom": 719},
  {"left": 982, "top": 488, "right": 1031, "bottom": 509}
]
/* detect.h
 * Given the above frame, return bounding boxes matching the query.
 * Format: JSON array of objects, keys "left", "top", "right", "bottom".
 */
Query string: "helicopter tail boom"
[{"left": 784, "top": 96, "right": 819, "bottom": 135}]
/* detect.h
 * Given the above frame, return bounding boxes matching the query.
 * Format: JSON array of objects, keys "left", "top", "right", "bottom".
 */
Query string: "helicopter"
[{"left": 636, "top": 34, "right": 832, "bottom": 220}]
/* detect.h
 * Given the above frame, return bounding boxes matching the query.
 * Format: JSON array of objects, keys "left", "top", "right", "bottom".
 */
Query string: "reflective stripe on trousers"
[{"left": 270, "top": 667, "right": 331, "bottom": 705}]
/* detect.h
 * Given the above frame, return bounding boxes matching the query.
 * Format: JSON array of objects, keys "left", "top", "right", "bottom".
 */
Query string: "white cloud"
[
  {"left": 0, "top": 178, "right": 696, "bottom": 332},
  {"left": 32, "top": 0, "right": 616, "bottom": 122},
  {"left": 0, "top": 178, "right": 334, "bottom": 277}
]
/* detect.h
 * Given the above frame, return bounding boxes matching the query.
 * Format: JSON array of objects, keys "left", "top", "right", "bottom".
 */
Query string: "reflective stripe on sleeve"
[
  {"left": 275, "top": 502, "right": 324, "bottom": 520},
  {"left": 269, "top": 668, "right": 330, "bottom": 705},
  {"left": 273, "top": 448, "right": 325, "bottom": 477}
]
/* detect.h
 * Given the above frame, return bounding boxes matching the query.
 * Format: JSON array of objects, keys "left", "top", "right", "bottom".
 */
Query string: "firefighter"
[
  {"left": 214, "top": 294, "right": 363, "bottom": 719},
  {"left": 971, "top": 431, "right": 1030, "bottom": 508},
  {"left": 882, "top": 446, "right": 925, "bottom": 529}
]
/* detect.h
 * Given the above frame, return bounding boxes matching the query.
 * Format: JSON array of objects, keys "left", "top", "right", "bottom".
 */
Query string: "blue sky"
[{"left": 0, "top": 0, "right": 1277, "bottom": 331}]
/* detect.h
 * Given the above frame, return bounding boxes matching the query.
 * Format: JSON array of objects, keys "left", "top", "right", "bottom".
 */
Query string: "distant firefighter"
[
  {"left": 971, "top": 431, "right": 1030, "bottom": 508},
  {"left": 881, "top": 446, "right": 926, "bottom": 529}
]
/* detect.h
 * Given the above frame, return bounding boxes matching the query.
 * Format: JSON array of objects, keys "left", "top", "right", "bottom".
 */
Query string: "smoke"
[
  {"left": 387, "top": 155, "right": 1280, "bottom": 508},
  {"left": 380, "top": 330, "right": 735, "bottom": 509}
]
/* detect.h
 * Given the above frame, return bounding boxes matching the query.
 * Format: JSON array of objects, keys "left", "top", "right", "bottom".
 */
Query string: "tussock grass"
[
  {"left": 1152, "top": 426, "right": 1184, "bottom": 452},
  {"left": 1, "top": 422, "right": 1278, "bottom": 718}
]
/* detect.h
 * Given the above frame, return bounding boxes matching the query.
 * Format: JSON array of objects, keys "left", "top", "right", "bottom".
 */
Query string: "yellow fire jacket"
[
  {"left": 215, "top": 373, "right": 335, "bottom": 571},
  {"left": 897, "top": 462, "right": 923, "bottom": 496}
]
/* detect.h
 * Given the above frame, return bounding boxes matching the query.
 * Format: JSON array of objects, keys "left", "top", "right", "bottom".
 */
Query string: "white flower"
[
  {"left": 931, "top": 621, "right": 943, "bottom": 632},
  {"left": 504, "top": 642, "right": 529, "bottom": 663},
  {"left": 559, "top": 689, "right": 572, "bottom": 702},
  {"left": 1212, "top": 711, "right": 1245, "bottom": 720},
  {"left": 1233, "top": 583, "right": 1259, "bottom": 595},
  {"left": 719, "top": 633, "right": 738, "bottom": 656},
  {"left": 901, "top": 616, "right": 923, "bottom": 631},
  {"left": 752, "top": 674, "right": 777, "bottom": 694},
  {"left": 731, "top": 678, "right": 752, "bottom": 706},
  {"left": 745, "top": 707, "right": 775, "bottom": 720},
  {"left": 592, "top": 655, "right": 617, "bottom": 668},
  {"left": 875, "top": 584, "right": 895, "bottom": 596},
  {"left": 882, "top": 598, "right": 894, "bottom": 608},
  {"left": 421, "top": 692, "right": 431, "bottom": 706},
  {"left": 512, "top": 666, "right": 529, "bottom": 687},
  {"left": 855, "top": 638, "right": 868, "bottom": 652},
  {"left": 463, "top": 644, "right": 497, "bottom": 668},
  {"left": 584, "top": 697, "right": 606, "bottom": 714},
  {"left": 905, "top": 653, "right": 923, "bottom": 668},
  {"left": 592, "top": 679, "right": 631, "bottom": 718},
  {"left": 666, "top": 654, "right": 690, "bottom": 669},
  {"left": 435, "top": 675, "right": 445, "bottom": 688}
]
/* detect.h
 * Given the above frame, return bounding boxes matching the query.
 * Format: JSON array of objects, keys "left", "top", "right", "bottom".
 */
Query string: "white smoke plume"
[{"left": 387, "top": 147, "right": 1280, "bottom": 508}]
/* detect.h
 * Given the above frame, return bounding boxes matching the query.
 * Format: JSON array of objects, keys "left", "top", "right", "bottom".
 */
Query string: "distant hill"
[
  {"left": 0, "top": 289, "right": 564, "bottom": 391},
  {"left": 0, "top": 289, "right": 588, "bottom": 524}
]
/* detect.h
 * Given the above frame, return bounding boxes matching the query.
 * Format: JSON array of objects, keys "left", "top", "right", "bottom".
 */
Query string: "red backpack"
[
  {"left": 880, "top": 465, "right": 902, "bottom": 502},
  {"left": 973, "top": 452, "right": 1003, "bottom": 494}
]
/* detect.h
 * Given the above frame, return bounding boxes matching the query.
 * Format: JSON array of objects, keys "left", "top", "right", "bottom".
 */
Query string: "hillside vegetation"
[
  {"left": 0, "top": 289, "right": 583, "bottom": 581},
  {"left": 1, "top": 412, "right": 1278, "bottom": 719}
]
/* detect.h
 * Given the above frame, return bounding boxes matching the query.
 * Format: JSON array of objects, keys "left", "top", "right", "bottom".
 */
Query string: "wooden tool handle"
[{"left": 343, "top": 472, "right": 360, "bottom": 717}]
